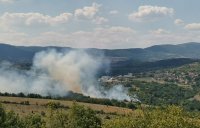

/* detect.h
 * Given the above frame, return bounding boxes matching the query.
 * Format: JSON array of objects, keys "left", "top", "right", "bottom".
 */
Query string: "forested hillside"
[{"left": 1, "top": 42, "right": 200, "bottom": 63}]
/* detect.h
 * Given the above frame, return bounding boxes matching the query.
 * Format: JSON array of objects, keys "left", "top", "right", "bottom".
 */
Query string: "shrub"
[
  {"left": 0, "top": 103, "right": 6, "bottom": 127},
  {"left": 23, "top": 114, "right": 45, "bottom": 128},
  {"left": 68, "top": 103, "right": 102, "bottom": 128},
  {"left": 103, "top": 106, "right": 200, "bottom": 128},
  {"left": 20, "top": 101, "right": 30, "bottom": 105}
]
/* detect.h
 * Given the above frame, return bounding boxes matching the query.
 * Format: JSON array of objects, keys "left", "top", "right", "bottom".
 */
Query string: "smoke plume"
[{"left": 0, "top": 49, "right": 134, "bottom": 101}]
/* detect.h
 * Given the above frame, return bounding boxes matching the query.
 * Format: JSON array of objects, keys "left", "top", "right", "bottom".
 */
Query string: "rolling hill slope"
[
  {"left": 1, "top": 42, "right": 200, "bottom": 75},
  {"left": 1, "top": 42, "right": 200, "bottom": 63}
]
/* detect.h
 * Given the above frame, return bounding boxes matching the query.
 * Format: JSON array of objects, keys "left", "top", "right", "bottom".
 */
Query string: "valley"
[
  {"left": 1, "top": 0, "right": 200, "bottom": 127},
  {"left": 1, "top": 43, "right": 200, "bottom": 127}
]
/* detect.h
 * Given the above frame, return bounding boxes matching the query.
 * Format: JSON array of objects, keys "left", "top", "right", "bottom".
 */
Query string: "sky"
[{"left": 0, "top": 0, "right": 200, "bottom": 49}]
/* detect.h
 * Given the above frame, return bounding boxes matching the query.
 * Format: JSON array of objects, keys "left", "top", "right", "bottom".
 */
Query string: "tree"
[
  {"left": 68, "top": 103, "right": 102, "bottom": 128},
  {"left": 0, "top": 103, "right": 6, "bottom": 127}
]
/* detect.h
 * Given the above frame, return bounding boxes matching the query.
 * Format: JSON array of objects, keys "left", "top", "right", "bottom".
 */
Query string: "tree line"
[{"left": 0, "top": 91, "right": 137, "bottom": 109}]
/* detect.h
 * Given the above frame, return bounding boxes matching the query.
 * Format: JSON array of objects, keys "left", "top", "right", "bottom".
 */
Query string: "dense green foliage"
[
  {"left": 128, "top": 80, "right": 200, "bottom": 111},
  {"left": 129, "top": 81, "right": 194, "bottom": 105},
  {"left": 124, "top": 62, "right": 200, "bottom": 111},
  {"left": 103, "top": 106, "right": 200, "bottom": 128},
  {"left": 98, "top": 62, "right": 200, "bottom": 114},
  {"left": 1, "top": 103, "right": 200, "bottom": 128},
  {"left": 0, "top": 104, "right": 24, "bottom": 128},
  {"left": 0, "top": 102, "right": 101, "bottom": 128}
]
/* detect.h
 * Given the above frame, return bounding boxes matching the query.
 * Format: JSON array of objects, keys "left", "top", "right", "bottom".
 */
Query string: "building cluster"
[
  {"left": 98, "top": 73, "right": 134, "bottom": 83},
  {"left": 154, "top": 71, "right": 200, "bottom": 85}
]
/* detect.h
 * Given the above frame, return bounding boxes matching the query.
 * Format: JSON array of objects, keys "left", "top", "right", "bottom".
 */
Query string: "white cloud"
[
  {"left": 74, "top": 3, "right": 101, "bottom": 19},
  {"left": 92, "top": 16, "right": 108, "bottom": 25},
  {"left": 185, "top": 23, "right": 200, "bottom": 31},
  {"left": 0, "top": 12, "right": 73, "bottom": 27},
  {"left": 174, "top": 19, "right": 184, "bottom": 25},
  {"left": 0, "top": 0, "right": 14, "bottom": 3},
  {"left": 143, "top": 31, "right": 200, "bottom": 47},
  {"left": 0, "top": 2, "right": 107, "bottom": 38},
  {"left": 150, "top": 28, "right": 170, "bottom": 34},
  {"left": 74, "top": 3, "right": 108, "bottom": 25},
  {"left": 43, "top": 29, "right": 200, "bottom": 48},
  {"left": 129, "top": 5, "right": 174, "bottom": 22},
  {"left": 1, "top": 26, "right": 200, "bottom": 49},
  {"left": 109, "top": 10, "right": 119, "bottom": 15},
  {"left": 0, "top": 31, "right": 28, "bottom": 45},
  {"left": 94, "top": 26, "right": 136, "bottom": 36},
  {"left": 0, "top": 26, "right": 137, "bottom": 48},
  {"left": 0, "top": 2, "right": 199, "bottom": 49},
  {"left": 41, "top": 27, "right": 136, "bottom": 48}
]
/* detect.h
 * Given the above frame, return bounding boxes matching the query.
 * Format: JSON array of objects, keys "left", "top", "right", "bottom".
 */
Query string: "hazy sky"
[{"left": 0, "top": 0, "right": 200, "bottom": 49}]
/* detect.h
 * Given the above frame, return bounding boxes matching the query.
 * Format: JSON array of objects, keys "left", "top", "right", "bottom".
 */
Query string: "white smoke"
[
  {"left": 0, "top": 49, "right": 134, "bottom": 101},
  {"left": 0, "top": 60, "right": 66, "bottom": 96}
]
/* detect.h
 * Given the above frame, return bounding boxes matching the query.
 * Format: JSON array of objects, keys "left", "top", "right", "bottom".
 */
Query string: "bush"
[
  {"left": 4, "top": 111, "right": 24, "bottom": 128},
  {"left": 68, "top": 103, "right": 102, "bottom": 128},
  {"left": 45, "top": 102, "right": 101, "bottom": 128},
  {"left": 45, "top": 101, "right": 64, "bottom": 109},
  {"left": 127, "top": 102, "right": 137, "bottom": 109},
  {"left": 103, "top": 106, "right": 200, "bottom": 128},
  {"left": 23, "top": 114, "right": 45, "bottom": 128},
  {"left": 2, "top": 101, "right": 200, "bottom": 128},
  {"left": 0, "top": 104, "right": 23, "bottom": 128},
  {"left": 0, "top": 104, "right": 6, "bottom": 127},
  {"left": 20, "top": 101, "right": 30, "bottom": 105}
]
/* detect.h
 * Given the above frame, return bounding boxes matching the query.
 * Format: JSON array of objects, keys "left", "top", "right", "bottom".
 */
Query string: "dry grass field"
[{"left": 0, "top": 96, "right": 133, "bottom": 116}]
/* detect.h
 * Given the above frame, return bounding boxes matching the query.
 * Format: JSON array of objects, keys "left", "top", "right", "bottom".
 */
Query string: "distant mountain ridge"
[{"left": 0, "top": 42, "right": 200, "bottom": 63}]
